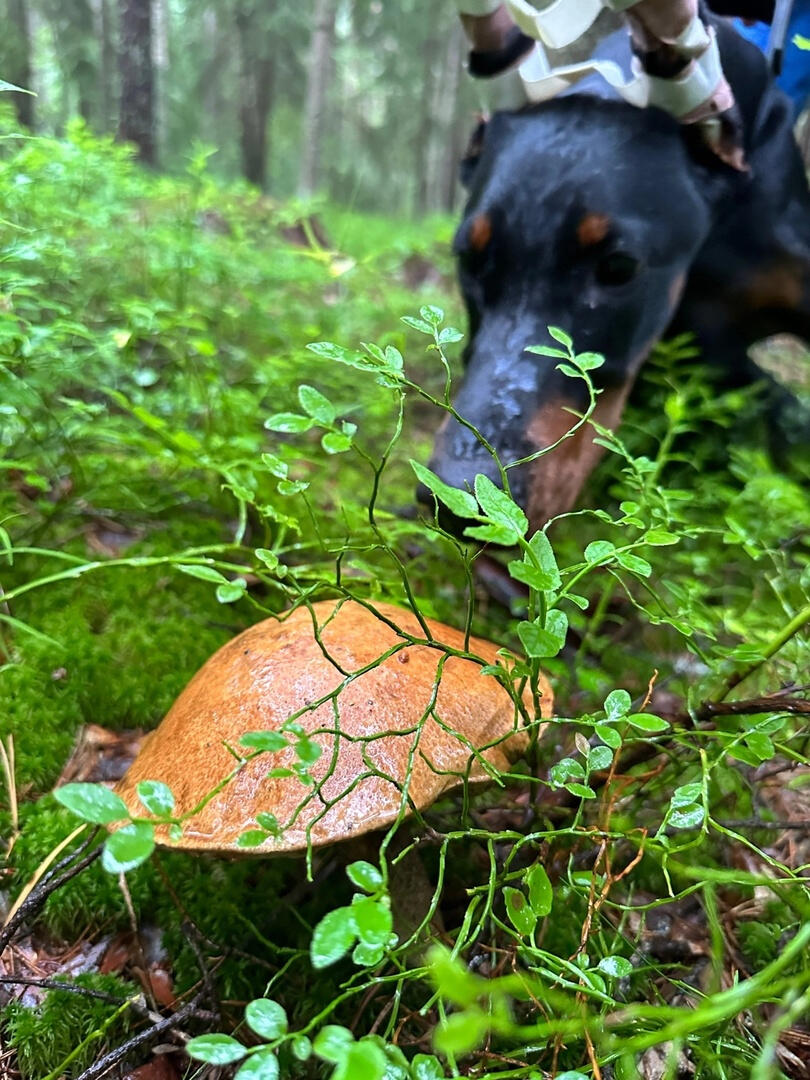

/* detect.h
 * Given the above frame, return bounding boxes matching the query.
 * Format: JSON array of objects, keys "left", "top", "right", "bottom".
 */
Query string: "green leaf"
[
  {"left": 616, "top": 552, "right": 652, "bottom": 578},
  {"left": 412, "top": 1054, "right": 446, "bottom": 1080},
  {"left": 176, "top": 564, "right": 227, "bottom": 584},
  {"left": 595, "top": 724, "right": 622, "bottom": 750},
  {"left": 102, "top": 822, "right": 155, "bottom": 873},
  {"left": 255, "top": 548, "right": 280, "bottom": 571},
  {"left": 434, "top": 1010, "right": 488, "bottom": 1056},
  {"left": 246, "top": 999, "right": 288, "bottom": 1039},
  {"left": 54, "top": 783, "right": 129, "bottom": 825},
  {"left": 322, "top": 431, "right": 353, "bottom": 454},
  {"left": 313, "top": 1025, "right": 354, "bottom": 1063},
  {"left": 420, "top": 305, "right": 444, "bottom": 326},
  {"left": 335, "top": 1041, "right": 387, "bottom": 1080},
  {"left": 474, "top": 474, "right": 528, "bottom": 537},
  {"left": 241, "top": 730, "right": 288, "bottom": 753},
  {"left": 260, "top": 455, "right": 288, "bottom": 480},
  {"left": 509, "top": 531, "right": 561, "bottom": 592},
  {"left": 507, "top": 559, "right": 556, "bottom": 592},
  {"left": 264, "top": 412, "right": 314, "bottom": 433},
  {"left": 427, "top": 947, "right": 483, "bottom": 1006},
  {"left": 526, "top": 344, "right": 568, "bottom": 359},
  {"left": 565, "top": 782, "right": 597, "bottom": 799},
  {"left": 550, "top": 758, "right": 586, "bottom": 786},
  {"left": 235, "top": 1050, "right": 279, "bottom": 1080},
  {"left": 746, "top": 732, "right": 775, "bottom": 762},
  {"left": 671, "top": 783, "right": 702, "bottom": 809},
  {"left": 255, "top": 813, "right": 280, "bottom": 835},
  {"left": 292, "top": 1035, "right": 312, "bottom": 1060},
  {"left": 311, "top": 907, "right": 357, "bottom": 968},
  {"left": 645, "top": 530, "right": 679, "bottom": 546},
  {"left": 588, "top": 745, "right": 613, "bottom": 772},
  {"left": 277, "top": 479, "right": 309, "bottom": 496},
  {"left": 237, "top": 830, "right": 270, "bottom": 849},
  {"left": 298, "top": 384, "right": 336, "bottom": 425},
  {"left": 604, "top": 690, "right": 631, "bottom": 721},
  {"left": 518, "top": 609, "right": 568, "bottom": 659},
  {"left": 347, "top": 860, "right": 383, "bottom": 893},
  {"left": 410, "top": 460, "right": 477, "bottom": 520},
  {"left": 401, "top": 316, "right": 433, "bottom": 335},
  {"left": 295, "top": 737, "right": 322, "bottom": 766},
  {"left": 136, "top": 781, "right": 174, "bottom": 816},
  {"left": 598, "top": 955, "right": 633, "bottom": 979},
  {"left": 352, "top": 941, "right": 386, "bottom": 967},
  {"left": 216, "top": 578, "right": 247, "bottom": 604},
  {"left": 438, "top": 327, "right": 463, "bottom": 345},
  {"left": 625, "top": 713, "right": 669, "bottom": 734},
  {"left": 585, "top": 540, "right": 616, "bottom": 564},
  {"left": 527, "top": 863, "right": 553, "bottom": 917},
  {"left": 351, "top": 896, "right": 393, "bottom": 948},
  {"left": 573, "top": 351, "right": 605, "bottom": 371},
  {"left": 548, "top": 326, "right": 573, "bottom": 348},
  {"left": 463, "top": 522, "right": 517, "bottom": 546},
  {"left": 187, "top": 1034, "right": 247, "bottom": 1065},
  {"left": 669, "top": 805, "right": 705, "bottom": 830},
  {"left": 504, "top": 886, "right": 537, "bottom": 936}
]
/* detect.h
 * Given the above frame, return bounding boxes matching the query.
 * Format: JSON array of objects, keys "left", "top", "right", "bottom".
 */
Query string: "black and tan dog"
[{"left": 423, "top": 8, "right": 809, "bottom": 533}]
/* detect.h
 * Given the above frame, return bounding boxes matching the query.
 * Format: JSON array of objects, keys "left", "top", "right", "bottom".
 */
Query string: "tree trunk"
[
  {"left": 414, "top": 31, "right": 440, "bottom": 216},
  {"left": 5, "top": 0, "right": 34, "bottom": 128},
  {"left": 236, "top": 3, "right": 275, "bottom": 188},
  {"left": 439, "top": 24, "right": 465, "bottom": 213},
  {"left": 153, "top": 0, "right": 170, "bottom": 159},
  {"left": 298, "top": 0, "right": 338, "bottom": 197},
  {"left": 98, "top": 0, "right": 116, "bottom": 131},
  {"left": 118, "top": 0, "right": 155, "bottom": 164}
]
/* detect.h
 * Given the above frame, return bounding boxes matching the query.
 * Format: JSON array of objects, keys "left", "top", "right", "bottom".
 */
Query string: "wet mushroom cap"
[{"left": 114, "top": 600, "right": 553, "bottom": 854}]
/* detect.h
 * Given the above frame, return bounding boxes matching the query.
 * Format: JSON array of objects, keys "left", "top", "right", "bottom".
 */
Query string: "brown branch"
[
  {"left": 694, "top": 696, "right": 810, "bottom": 721},
  {"left": 0, "top": 976, "right": 125, "bottom": 1004},
  {"left": 73, "top": 994, "right": 214, "bottom": 1080},
  {"left": 0, "top": 837, "right": 102, "bottom": 953}
]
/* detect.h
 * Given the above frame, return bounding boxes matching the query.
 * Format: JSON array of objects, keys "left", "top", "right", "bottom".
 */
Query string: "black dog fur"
[{"left": 424, "top": 10, "right": 810, "bottom": 532}]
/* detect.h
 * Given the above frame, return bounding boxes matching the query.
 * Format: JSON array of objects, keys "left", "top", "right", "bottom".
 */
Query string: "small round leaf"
[
  {"left": 102, "top": 822, "right": 155, "bottom": 873},
  {"left": 187, "top": 1034, "right": 246, "bottom": 1065},
  {"left": 310, "top": 907, "right": 357, "bottom": 969},
  {"left": 245, "top": 999, "right": 287, "bottom": 1040},
  {"left": 136, "top": 780, "right": 175, "bottom": 816},
  {"left": 235, "top": 1050, "right": 279, "bottom": 1080},
  {"left": 54, "top": 783, "right": 129, "bottom": 825}
]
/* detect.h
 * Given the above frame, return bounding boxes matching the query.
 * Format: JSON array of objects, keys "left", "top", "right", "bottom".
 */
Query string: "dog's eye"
[{"left": 595, "top": 251, "right": 640, "bottom": 287}]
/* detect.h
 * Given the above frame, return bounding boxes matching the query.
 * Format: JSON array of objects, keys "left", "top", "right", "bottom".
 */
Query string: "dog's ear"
[{"left": 460, "top": 114, "right": 490, "bottom": 188}]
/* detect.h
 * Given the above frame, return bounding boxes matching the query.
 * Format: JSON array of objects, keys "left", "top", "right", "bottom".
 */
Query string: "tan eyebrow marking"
[
  {"left": 577, "top": 213, "right": 612, "bottom": 248},
  {"left": 469, "top": 213, "right": 493, "bottom": 253}
]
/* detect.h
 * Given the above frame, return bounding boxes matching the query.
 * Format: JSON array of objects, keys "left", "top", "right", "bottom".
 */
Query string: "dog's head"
[{"left": 423, "top": 98, "right": 722, "bottom": 533}]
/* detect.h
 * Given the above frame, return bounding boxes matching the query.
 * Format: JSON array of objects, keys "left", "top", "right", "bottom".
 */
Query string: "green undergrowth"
[
  {"left": 3, "top": 972, "right": 135, "bottom": 1079},
  {"left": 2, "top": 116, "right": 810, "bottom": 1079}
]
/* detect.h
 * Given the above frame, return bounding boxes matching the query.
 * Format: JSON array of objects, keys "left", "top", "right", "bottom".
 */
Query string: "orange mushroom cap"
[{"left": 115, "top": 600, "right": 553, "bottom": 854}]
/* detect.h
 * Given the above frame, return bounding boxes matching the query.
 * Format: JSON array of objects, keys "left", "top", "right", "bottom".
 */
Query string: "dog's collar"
[
  {"left": 506, "top": 0, "right": 640, "bottom": 51},
  {"left": 509, "top": 2, "right": 724, "bottom": 120}
]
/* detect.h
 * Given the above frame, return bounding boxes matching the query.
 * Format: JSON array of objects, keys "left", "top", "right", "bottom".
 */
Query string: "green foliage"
[
  {"left": 2, "top": 126, "right": 809, "bottom": 1079},
  {"left": 3, "top": 974, "right": 134, "bottom": 1079}
]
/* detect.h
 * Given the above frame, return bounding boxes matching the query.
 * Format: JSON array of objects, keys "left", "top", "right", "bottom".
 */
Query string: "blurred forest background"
[{"left": 0, "top": 0, "right": 479, "bottom": 214}]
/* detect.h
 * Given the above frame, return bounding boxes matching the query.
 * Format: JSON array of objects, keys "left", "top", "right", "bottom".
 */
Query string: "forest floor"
[{"left": 1, "top": 119, "right": 810, "bottom": 1080}]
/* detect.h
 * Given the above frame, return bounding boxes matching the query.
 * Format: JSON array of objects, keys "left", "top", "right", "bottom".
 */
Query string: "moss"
[
  {"left": 8, "top": 804, "right": 157, "bottom": 937},
  {"left": 2, "top": 561, "right": 233, "bottom": 797},
  {"left": 3, "top": 973, "right": 135, "bottom": 1079}
]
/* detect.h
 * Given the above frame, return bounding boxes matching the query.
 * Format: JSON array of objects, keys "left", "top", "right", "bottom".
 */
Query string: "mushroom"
[{"left": 114, "top": 599, "right": 553, "bottom": 853}]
